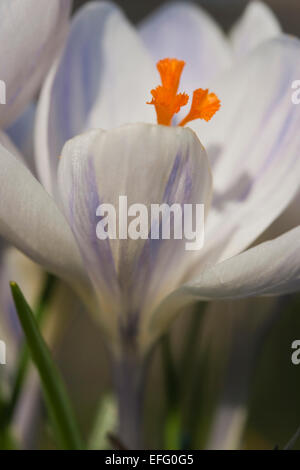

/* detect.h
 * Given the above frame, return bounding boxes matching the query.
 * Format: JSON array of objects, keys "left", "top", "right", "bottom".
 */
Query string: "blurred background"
[{"left": 74, "top": 0, "right": 300, "bottom": 35}]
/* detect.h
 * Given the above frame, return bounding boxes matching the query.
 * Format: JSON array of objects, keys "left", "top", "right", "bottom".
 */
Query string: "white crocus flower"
[
  {"left": 0, "top": 0, "right": 72, "bottom": 375},
  {"left": 201, "top": 2, "right": 300, "bottom": 450},
  {"left": 0, "top": 0, "right": 72, "bottom": 129},
  {"left": 0, "top": 0, "right": 72, "bottom": 276},
  {"left": 0, "top": 0, "right": 72, "bottom": 446},
  {"left": 0, "top": 0, "right": 72, "bottom": 163},
  {"left": 229, "top": 1, "right": 281, "bottom": 57},
  {"left": 0, "top": 0, "right": 73, "bottom": 226},
  {"left": 0, "top": 0, "right": 72, "bottom": 341},
  {"left": 1, "top": 0, "right": 300, "bottom": 447}
]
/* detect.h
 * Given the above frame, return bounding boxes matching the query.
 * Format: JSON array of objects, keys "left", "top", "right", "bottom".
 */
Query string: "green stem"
[
  {"left": 113, "top": 352, "right": 146, "bottom": 450},
  {"left": 162, "top": 335, "right": 179, "bottom": 408},
  {"left": 161, "top": 303, "right": 207, "bottom": 449}
]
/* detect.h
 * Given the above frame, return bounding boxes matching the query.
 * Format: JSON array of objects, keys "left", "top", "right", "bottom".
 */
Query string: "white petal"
[
  {"left": 230, "top": 1, "right": 281, "bottom": 58},
  {"left": 6, "top": 103, "right": 36, "bottom": 174},
  {"left": 0, "top": 129, "right": 23, "bottom": 161},
  {"left": 146, "top": 226, "right": 300, "bottom": 349},
  {"left": 190, "top": 37, "right": 300, "bottom": 265},
  {"left": 205, "top": 297, "right": 278, "bottom": 450},
  {"left": 0, "top": 143, "right": 85, "bottom": 283},
  {"left": 59, "top": 123, "right": 212, "bottom": 336},
  {"left": 261, "top": 190, "right": 300, "bottom": 241},
  {"left": 185, "top": 226, "right": 300, "bottom": 299},
  {"left": 207, "top": 405, "right": 247, "bottom": 450},
  {"left": 35, "top": 1, "right": 158, "bottom": 196},
  {"left": 139, "top": 1, "right": 232, "bottom": 94},
  {"left": 0, "top": 0, "right": 71, "bottom": 128}
]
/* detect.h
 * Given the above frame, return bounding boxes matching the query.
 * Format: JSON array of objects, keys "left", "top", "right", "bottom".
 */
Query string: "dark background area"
[{"left": 73, "top": 0, "right": 300, "bottom": 35}]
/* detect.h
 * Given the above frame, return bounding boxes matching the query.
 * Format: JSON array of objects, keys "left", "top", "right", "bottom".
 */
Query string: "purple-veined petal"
[
  {"left": 146, "top": 226, "right": 300, "bottom": 349},
  {"left": 0, "top": 142, "right": 85, "bottom": 283},
  {"left": 58, "top": 123, "right": 212, "bottom": 343},
  {"left": 185, "top": 225, "right": 300, "bottom": 299},
  {"left": 0, "top": 0, "right": 72, "bottom": 128},
  {"left": 139, "top": 1, "right": 232, "bottom": 95},
  {"left": 189, "top": 36, "right": 300, "bottom": 266},
  {"left": 6, "top": 103, "right": 36, "bottom": 174},
  {"left": 35, "top": 1, "right": 158, "bottom": 196},
  {"left": 230, "top": 1, "right": 281, "bottom": 58}
]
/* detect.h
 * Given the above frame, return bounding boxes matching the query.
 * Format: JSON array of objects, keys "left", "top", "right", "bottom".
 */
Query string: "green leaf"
[
  {"left": 0, "top": 428, "right": 17, "bottom": 450},
  {"left": 2, "top": 274, "right": 56, "bottom": 428},
  {"left": 10, "top": 281, "right": 83, "bottom": 450},
  {"left": 164, "top": 408, "right": 181, "bottom": 450}
]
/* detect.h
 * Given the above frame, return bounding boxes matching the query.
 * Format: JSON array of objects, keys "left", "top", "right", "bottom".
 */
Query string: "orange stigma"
[
  {"left": 148, "top": 58, "right": 220, "bottom": 127},
  {"left": 157, "top": 58, "right": 185, "bottom": 95},
  {"left": 179, "top": 89, "right": 221, "bottom": 127}
]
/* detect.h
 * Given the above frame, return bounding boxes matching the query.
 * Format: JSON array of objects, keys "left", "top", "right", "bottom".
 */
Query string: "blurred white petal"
[
  {"left": 208, "top": 405, "right": 247, "bottom": 450},
  {"left": 184, "top": 225, "right": 300, "bottom": 300},
  {"left": 205, "top": 297, "right": 281, "bottom": 450},
  {"left": 6, "top": 103, "right": 36, "bottom": 174},
  {"left": 146, "top": 226, "right": 300, "bottom": 348},
  {"left": 0, "top": 143, "right": 85, "bottom": 282},
  {"left": 190, "top": 37, "right": 300, "bottom": 265},
  {"left": 0, "top": 0, "right": 72, "bottom": 128},
  {"left": 230, "top": 1, "right": 281, "bottom": 57},
  {"left": 139, "top": 1, "right": 232, "bottom": 94},
  {"left": 35, "top": 1, "right": 157, "bottom": 195},
  {"left": 0, "top": 129, "right": 23, "bottom": 161}
]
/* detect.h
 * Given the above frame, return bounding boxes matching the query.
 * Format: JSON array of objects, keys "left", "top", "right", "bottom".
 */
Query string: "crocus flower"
[
  {"left": 0, "top": 0, "right": 73, "bottom": 222},
  {"left": 0, "top": 0, "right": 72, "bottom": 128},
  {"left": 0, "top": 0, "right": 72, "bottom": 354},
  {"left": 0, "top": 0, "right": 72, "bottom": 300},
  {"left": 1, "top": 0, "right": 300, "bottom": 448},
  {"left": 0, "top": 0, "right": 72, "bottom": 447}
]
